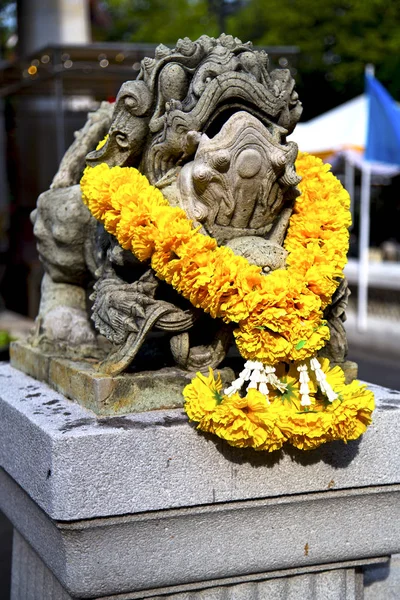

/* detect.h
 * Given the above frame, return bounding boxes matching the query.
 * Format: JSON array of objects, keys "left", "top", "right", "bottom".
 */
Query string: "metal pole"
[
  {"left": 356, "top": 63, "right": 375, "bottom": 331},
  {"left": 357, "top": 161, "right": 371, "bottom": 331}
]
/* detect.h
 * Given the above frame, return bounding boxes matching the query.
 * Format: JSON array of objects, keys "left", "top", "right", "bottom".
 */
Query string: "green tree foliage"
[
  {"left": 100, "top": 0, "right": 219, "bottom": 44},
  {"left": 228, "top": 0, "right": 400, "bottom": 117},
  {"left": 99, "top": 0, "right": 400, "bottom": 119}
]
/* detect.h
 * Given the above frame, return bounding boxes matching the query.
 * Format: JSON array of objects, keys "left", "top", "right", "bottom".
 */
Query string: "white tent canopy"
[
  {"left": 289, "top": 95, "right": 367, "bottom": 156},
  {"left": 289, "top": 94, "right": 400, "bottom": 177}
]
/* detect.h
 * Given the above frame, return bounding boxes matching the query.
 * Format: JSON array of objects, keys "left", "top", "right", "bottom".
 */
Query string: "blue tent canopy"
[{"left": 365, "top": 73, "right": 400, "bottom": 166}]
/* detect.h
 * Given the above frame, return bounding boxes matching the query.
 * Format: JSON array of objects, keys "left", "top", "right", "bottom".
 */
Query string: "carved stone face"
[
  {"left": 178, "top": 112, "right": 300, "bottom": 244},
  {"left": 31, "top": 185, "right": 92, "bottom": 285}
]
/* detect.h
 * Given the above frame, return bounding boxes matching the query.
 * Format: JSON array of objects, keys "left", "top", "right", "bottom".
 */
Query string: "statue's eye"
[
  {"left": 203, "top": 71, "right": 217, "bottom": 85},
  {"left": 124, "top": 96, "right": 138, "bottom": 109}
]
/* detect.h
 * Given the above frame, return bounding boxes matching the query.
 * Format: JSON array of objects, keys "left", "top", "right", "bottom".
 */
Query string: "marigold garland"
[
  {"left": 81, "top": 153, "right": 349, "bottom": 364},
  {"left": 80, "top": 152, "right": 375, "bottom": 451}
]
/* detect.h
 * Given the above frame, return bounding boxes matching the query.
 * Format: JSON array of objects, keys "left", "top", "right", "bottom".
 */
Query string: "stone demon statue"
[{"left": 30, "top": 34, "right": 348, "bottom": 376}]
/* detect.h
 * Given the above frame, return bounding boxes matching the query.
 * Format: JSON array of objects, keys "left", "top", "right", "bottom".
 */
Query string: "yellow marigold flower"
[
  {"left": 234, "top": 321, "right": 291, "bottom": 364},
  {"left": 289, "top": 324, "right": 330, "bottom": 363},
  {"left": 103, "top": 210, "right": 120, "bottom": 237},
  {"left": 80, "top": 164, "right": 113, "bottom": 221},
  {"left": 96, "top": 134, "right": 109, "bottom": 150},
  {"left": 204, "top": 389, "right": 285, "bottom": 452},
  {"left": 326, "top": 381, "right": 375, "bottom": 441},
  {"left": 183, "top": 368, "right": 223, "bottom": 422},
  {"left": 278, "top": 409, "right": 333, "bottom": 451},
  {"left": 111, "top": 178, "right": 152, "bottom": 213}
]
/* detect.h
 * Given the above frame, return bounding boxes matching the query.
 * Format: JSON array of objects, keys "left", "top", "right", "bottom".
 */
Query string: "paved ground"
[
  {"left": 0, "top": 346, "right": 399, "bottom": 597},
  {"left": 348, "top": 347, "right": 400, "bottom": 390}
]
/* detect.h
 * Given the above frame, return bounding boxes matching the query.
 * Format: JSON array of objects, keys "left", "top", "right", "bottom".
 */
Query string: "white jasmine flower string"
[{"left": 224, "top": 361, "right": 287, "bottom": 403}]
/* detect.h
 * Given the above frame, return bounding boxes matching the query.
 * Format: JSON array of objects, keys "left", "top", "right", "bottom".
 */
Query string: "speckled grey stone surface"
[
  {"left": 1, "top": 363, "right": 400, "bottom": 598},
  {"left": 0, "top": 363, "right": 399, "bottom": 521},
  {"left": 149, "top": 569, "right": 364, "bottom": 600},
  {"left": 11, "top": 530, "right": 73, "bottom": 600}
]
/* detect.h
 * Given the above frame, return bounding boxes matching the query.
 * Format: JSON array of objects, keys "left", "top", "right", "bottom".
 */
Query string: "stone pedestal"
[{"left": 0, "top": 362, "right": 399, "bottom": 599}]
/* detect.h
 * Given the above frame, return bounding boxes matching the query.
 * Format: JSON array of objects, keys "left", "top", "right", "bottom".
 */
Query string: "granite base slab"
[{"left": 11, "top": 527, "right": 376, "bottom": 599}]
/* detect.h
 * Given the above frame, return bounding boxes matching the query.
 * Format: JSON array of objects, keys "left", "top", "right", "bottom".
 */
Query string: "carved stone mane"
[{"left": 86, "top": 34, "right": 302, "bottom": 183}]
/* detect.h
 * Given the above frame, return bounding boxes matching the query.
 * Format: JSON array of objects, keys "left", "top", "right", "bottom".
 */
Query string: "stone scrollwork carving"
[
  {"left": 318, "top": 277, "right": 350, "bottom": 365},
  {"left": 28, "top": 34, "right": 349, "bottom": 379},
  {"left": 91, "top": 269, "right": 197, "bottom": 375},
  {"left": 86, "top": 34, "right": 302, "bottom": 182}
]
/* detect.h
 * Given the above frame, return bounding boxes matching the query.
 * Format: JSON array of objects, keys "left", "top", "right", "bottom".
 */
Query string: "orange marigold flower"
[{"left": 326, "top": 381, "right": 375, "bottom": 441}]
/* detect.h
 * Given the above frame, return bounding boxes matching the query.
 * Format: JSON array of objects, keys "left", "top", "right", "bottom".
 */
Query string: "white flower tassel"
[
  {"left": 223, "top": 380, "right": 244, "bottom": 397},
  {"left": 224, "top": 361, "right": 287, "bottom": 404},
  {"left": 264, "top": 365, "right": 288, "bottom": 394},
  {"left": 297, "top": 364, "right": 312, "bottom": 406},
  {"left": 224, "top": 358, "right": 338, "bottom": 408},
  {"left": 246, "top": 361, "right": 266, "bottom": 395},
  {"left": 310, "top": 357, "right": 338, "bottom": 402}
]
